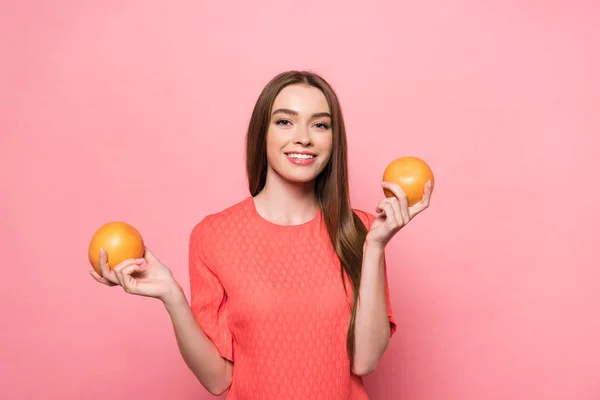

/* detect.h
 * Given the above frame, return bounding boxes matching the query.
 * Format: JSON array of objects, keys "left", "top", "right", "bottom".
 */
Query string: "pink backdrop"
[{"left": 1, "top": 1, "right": 599, "bottom": 399}]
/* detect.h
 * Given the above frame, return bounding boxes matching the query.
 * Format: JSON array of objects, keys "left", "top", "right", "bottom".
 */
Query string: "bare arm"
[
  {"left": 162, "top": 283, "right": 233, "bottom": 396},
  {"left": 90, "top": 246, "right": 233, "bottom": 395},
  {"left": 352, "top": 179, "right": 432, "bottom": 375},
  {"left": 352, "top": 240, "right": 391, "bottom": 376}
]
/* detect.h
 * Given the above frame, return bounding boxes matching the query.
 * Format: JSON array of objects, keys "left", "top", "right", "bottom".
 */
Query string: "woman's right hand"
[{"left": 90, "top": 247, "right": 181, "bottom": 302}]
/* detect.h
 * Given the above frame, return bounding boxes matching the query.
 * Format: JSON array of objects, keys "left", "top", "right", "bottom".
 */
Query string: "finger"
[
  {"left": 114, "top": 258, "right": 145, "bottom": 287},
  {"left": 376, "top": 198, "right": 392, "bottom": 214},
  {"left": 381, "top": 181, "right": 409, "bottom": 216},
  {"left": 378, "top": 200, "right": 400, "bottom": 229},
  {"left": 98, "top": 248, "right": 119, "bottom": 285},
  {"left": 89, "top": 269, "right": 117, "bottom": 287},
  {"left": 424, "top": 180, "right": 433, "bottom": 203},
  {"left": 394, "top": 189, "right": 410, "bottom": 223},
  {"left": 381, "top": 181, "right": 407, "bottom": 201},
  {"left": 389, "top": 196, "right": 407, "bottom": 227},
  {"left": 385, "top": 201, "right": 402, "bottom": 229},
  {"left": 409, "top": 180, "right": 433, "bottom": 219},
  {"left": 119, "top": 263, "right": 145, "bottom": 294}
]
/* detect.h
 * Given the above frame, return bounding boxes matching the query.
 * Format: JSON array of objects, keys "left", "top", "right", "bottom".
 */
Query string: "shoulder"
[
  {"left": 190, "top": 196, "right": 253, "bottom": 243},
  {"left": 352, "top": 208, "right": 377, "bottom": 229}
]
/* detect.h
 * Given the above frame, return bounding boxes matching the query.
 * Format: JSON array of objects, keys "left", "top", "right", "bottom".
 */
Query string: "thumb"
[{"left": 144, "top": 246, "right": 159, "bottom": 262}]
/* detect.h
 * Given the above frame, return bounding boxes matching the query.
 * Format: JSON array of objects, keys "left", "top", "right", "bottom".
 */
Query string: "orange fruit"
[
  {"left": 88, "top": 221, "right": 145, "bottom": 275},
  {"left": 382, "top": 156, "right": 434, "bottom": 207}
]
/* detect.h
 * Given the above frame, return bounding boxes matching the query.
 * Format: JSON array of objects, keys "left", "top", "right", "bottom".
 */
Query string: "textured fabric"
[{"left": 189, "top": 196, "right": 396, "bottom": 399}]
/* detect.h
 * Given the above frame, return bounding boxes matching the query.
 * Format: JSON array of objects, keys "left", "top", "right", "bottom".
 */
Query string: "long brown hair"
[{"left": 245, "top": 70, "right": 368, "bottom": 367}]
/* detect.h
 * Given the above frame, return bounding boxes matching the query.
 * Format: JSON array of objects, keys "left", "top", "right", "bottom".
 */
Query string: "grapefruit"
[
  {"left": 382, "top": 156, "right": 434, "bottom": 207},
  {"left": 88, "top": 221, "right": 145, "bottom": 275}
]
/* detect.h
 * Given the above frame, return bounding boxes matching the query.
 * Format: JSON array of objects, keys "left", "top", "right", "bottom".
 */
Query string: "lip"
[
  {"left": 285, "top": 152, "right": 317, "bottom": 166},
  {"left": 284, "top": 150, "right": 317, "bottom": 156}
]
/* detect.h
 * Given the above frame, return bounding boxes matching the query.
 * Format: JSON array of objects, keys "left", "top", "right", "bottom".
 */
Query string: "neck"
[{"left": 253, "top": 169, "right": 319, "bottom": 226}]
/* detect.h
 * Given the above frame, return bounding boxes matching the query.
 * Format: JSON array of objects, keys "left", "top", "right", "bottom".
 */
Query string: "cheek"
[
  {"left": 317, "top": 134, "right": 333, "bottom": 158},
  {"left": 265, "top": 129, "right": 280, "bottom": 154},
  {"left": 265, "top": 129, "right": 286, "bottom": 166}
]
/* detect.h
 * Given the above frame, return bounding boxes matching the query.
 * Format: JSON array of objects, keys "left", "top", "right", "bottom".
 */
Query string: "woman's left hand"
[{"left": 366, "top": 180, "right": 433, "bottom": 248}]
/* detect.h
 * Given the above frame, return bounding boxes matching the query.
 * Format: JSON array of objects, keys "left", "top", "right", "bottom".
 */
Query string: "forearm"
[
  {"left": 162, "top": 285, "right": 233, "bottom": 395},
  {"left": 352, "top": 240, "right": 391, "bottom": 376}
]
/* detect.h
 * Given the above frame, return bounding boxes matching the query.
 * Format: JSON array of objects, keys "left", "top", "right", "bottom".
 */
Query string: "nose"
[{"left": 293, "top": 126, "right": 312, "bottom": 146}]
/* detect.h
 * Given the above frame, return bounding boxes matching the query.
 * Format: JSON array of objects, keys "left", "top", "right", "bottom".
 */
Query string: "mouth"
[
  {"left": 285, "top": 152, "right": 317, "bottom": 165},
  {"left": 285, "top": 152, "right": 316, "bottom": 160}
]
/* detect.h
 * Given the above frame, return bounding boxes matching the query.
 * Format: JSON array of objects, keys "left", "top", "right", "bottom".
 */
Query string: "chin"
[
  {"left": 267, "top": 158, "right": 327, "bottom": 186},
  {"left": 283, "top": 173, "right": 319, "bottom": 184},
  {"left": 277, "top": 167, "right": 323, "bottom": 185}
]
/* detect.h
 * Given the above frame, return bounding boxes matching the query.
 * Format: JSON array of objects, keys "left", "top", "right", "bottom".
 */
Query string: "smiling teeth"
[{"left": 288, "top": 154, "right": 315, "bottom": 159}]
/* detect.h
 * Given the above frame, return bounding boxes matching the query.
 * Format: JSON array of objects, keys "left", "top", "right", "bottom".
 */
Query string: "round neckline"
[{"left": 247, "top": 196, "right": 322, "bottom": 230}]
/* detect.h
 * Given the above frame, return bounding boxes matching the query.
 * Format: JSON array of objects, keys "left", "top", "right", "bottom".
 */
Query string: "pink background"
[{"left": 1, "top": 1, "right": 599, "bottom": 399}]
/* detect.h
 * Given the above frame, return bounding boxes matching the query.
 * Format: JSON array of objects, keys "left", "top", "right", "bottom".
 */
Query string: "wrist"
[
  {"left": 364, "top": 235, "right": 385, "bottom": 254},
  {"left": 160, "top": 280, "right": 185, "bottom": 309}
]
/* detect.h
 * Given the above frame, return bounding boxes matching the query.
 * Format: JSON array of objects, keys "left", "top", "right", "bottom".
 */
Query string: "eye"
[
  {"left": 276, "top": 119, "right": 292, "bottom": 126},
  {"left": 315, "top": 122, "right": 330, "bottom": 130}
]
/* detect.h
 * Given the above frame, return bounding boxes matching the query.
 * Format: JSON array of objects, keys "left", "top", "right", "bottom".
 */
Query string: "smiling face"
[{"left": 265, "top": 84, "right": 333, "bottom": 185}]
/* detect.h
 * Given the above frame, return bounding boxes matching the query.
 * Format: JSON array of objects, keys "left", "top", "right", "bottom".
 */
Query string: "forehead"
[{"left": 272, "top": 84, "right": 330, "bottom": 113}]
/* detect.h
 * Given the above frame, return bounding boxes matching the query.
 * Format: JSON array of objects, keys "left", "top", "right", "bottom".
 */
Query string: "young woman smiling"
[{"left": 90, "top": 70, "right": 433, "bottom": 399}]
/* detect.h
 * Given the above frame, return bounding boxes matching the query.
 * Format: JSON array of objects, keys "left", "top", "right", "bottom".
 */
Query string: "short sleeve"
[
  {"left": 357, "top": 210, "right": 398, "bottom": 338},
  {"left": 189, "top": 218, "right": 234, "bottom": 362}
]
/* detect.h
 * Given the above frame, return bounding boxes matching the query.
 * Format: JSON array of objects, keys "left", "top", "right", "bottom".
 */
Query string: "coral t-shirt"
[{"left": 188, "top": 197, "right": 396, "bottom": 399}]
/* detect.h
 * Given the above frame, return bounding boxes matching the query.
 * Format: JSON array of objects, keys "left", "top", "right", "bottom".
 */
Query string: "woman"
[{"left": 90, "top": 70, "right": 432, "bottom": 399}]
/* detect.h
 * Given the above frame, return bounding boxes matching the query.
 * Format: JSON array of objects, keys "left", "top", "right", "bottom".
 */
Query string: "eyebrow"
[{"left": 272, "top": 108, "right": 331, "bottom": 119}]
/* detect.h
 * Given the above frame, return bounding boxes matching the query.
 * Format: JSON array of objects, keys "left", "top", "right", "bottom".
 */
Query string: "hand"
[
  {"left": 89, "top": 247, "right": 181, "bottom": 302},
  {"left": 366, "top": 180, "right": 433, "bottom": 247}
]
